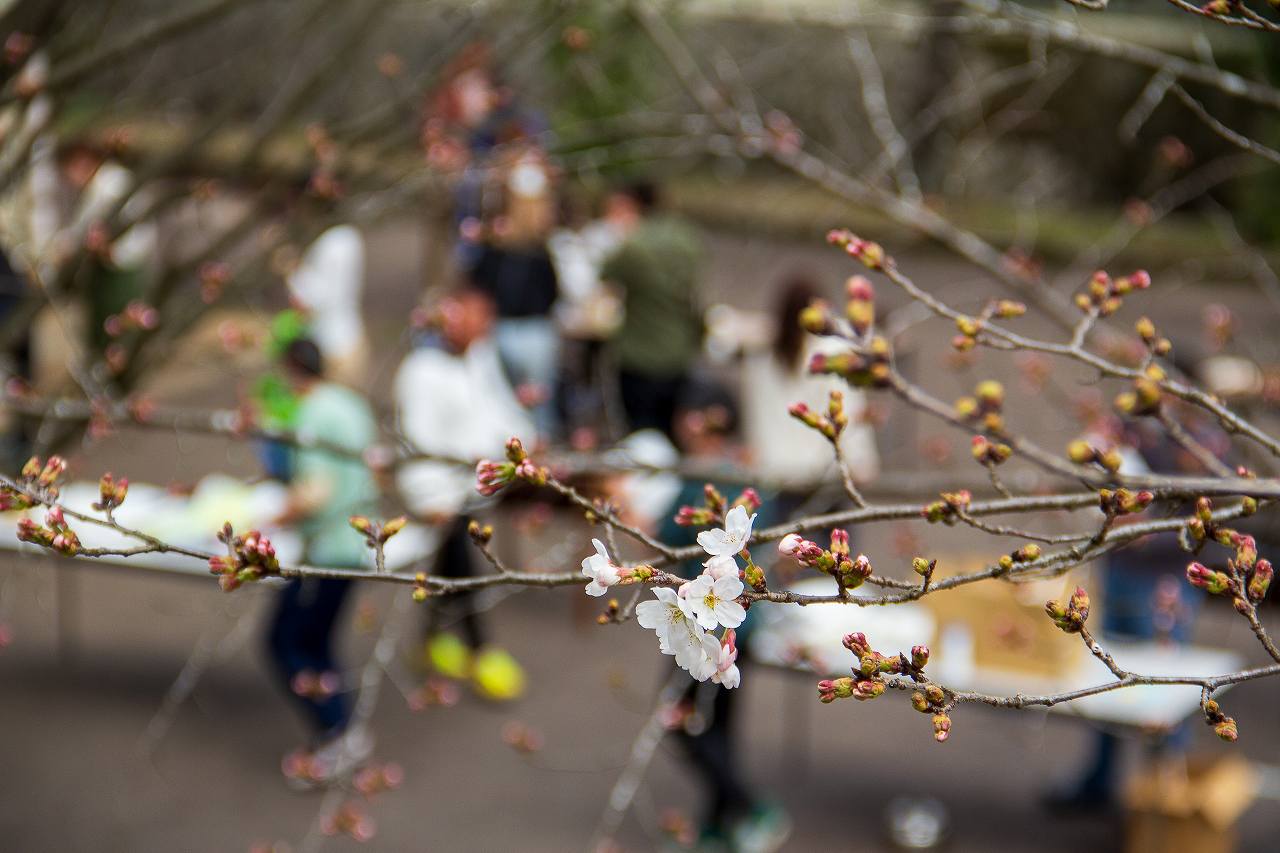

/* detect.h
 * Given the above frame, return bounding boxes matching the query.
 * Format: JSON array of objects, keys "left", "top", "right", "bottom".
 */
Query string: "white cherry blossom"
[
  {"left": 696, "top": 505, "right": 756, "bottom": 558},
  {"left": 703, "top": 553, "right": 739, "bottom": 580},
  {"left": 636, "top": 587, "right": 695, "bottom": 643},
  {"left": 685, "top": 571, "right": 746, "bottom": 630},
  {"left": 711, "top": 630, "right": 740, "bottom": 689},
  {"left": 580, "top": 538, "right": 622, "bottom": 597}
]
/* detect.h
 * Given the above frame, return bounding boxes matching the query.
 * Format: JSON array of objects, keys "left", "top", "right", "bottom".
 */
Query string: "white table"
[
  {"left": 752, "top": 579, "right": 1244, "bottom": 731},
  {"left": 2, "top": 477, "right": 440, "bottom": 577}
]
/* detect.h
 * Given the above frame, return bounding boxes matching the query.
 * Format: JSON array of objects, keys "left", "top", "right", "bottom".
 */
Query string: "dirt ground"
[{"left": 3, "top": 219, "right": 1280, "bottom": 851}]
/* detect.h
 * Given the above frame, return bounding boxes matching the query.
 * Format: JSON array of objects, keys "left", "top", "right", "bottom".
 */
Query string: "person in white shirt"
[
  {"left": 741, "top": 275, "right": 879, "bottom": 499},
  {"left": 394, "top": 286, "right": 535, "bottom": 699},
  {"left": 286, "top": 224, "right": 369, "bottom": 387}
]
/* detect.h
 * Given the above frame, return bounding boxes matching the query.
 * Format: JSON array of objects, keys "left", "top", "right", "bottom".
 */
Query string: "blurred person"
[
  {"left": 742, "top": 275, "right": 879, "bottom": 519},
  {"left": 469, "top": 145, "right": 561, "bottom": 437},
  {"left": 548, "top": 190, "right": 629, "bottom": 439},
  {"left": 57, "top": 143, "right": 158, "bottom": 353},
  {"left": 266, "top": 338, "right": 379, "bottom": 787},
  {"left": 25, "top": 143, "right": 157, "bottom": 391},
  {"left": 251, "top": 309, "right": 309, "bottom": 483},
  {"left": 394, "top": 286, "right": 535, "bottom": 700},
  {"left": 601, "top": 182, "right": 705, "bottom": 440},
  {"left": 422, "top": 43, "right": 548, "bottom": 271},
  {"left": 285, "top": 224, "right": 370, "bottom": 387},
  {"left": 654, "top": 380, "right": 790, "bottom": 852}
]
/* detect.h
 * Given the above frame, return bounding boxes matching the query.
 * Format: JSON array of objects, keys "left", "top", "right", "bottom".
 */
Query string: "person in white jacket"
[{"left": 394, "top": 286, "right": 535, "bottom": 698}]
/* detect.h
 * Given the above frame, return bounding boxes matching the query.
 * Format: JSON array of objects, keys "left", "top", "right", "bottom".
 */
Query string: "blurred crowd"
[{"left": 0, "top": 39, "right": 1264, "bottom": 853}]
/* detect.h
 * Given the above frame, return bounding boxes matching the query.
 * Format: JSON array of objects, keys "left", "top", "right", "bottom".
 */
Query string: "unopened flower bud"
[
  {"left": 911, "top": 556, "right": 935, "bottom": 577},
  {"left": 1067, "top": 440, "right": 1096, "bottom": 465},
  {"left": 1248, "top": 559, "right": 1273, "bottom": 602},
  {"left": 798, "top": 300, "right": 832, "bottom": 335},
  {"left": 1214, "top": 716, "right": 1238, "bottom": 742},
  {"left": 467, "top": 519, "right": 493, "bottom": 544},
  {"left": 911, "top": 645, "right": 930, "bottom": 669},
  {"left": 349, "top": 516, "right": 373, "bottom": 536},
  {"left": 994, "top": 300, "right": 1026, "bottom": 319},
  {"left": 853, "top": 677, "right": 886, "bottom": 701},
  {"left": 1234, "top": 534, "right": 1258, "bottom": 570},
  {"left": 830, "top": 529, "right": 850, "bottom": 557},
  {"left": 1013, "top": 543, "right": 1042, "bottom": 563},
  {"left": 475, "top": 459, "right": 516, "bottom": 496},
  {"left": 817, "top": 676, "right": 854, "bottom": 703},
  {"left": 778, "top": 533, "right": 803, "bottom": 557},
  {"left": 974, "top": 380, "right": 1004, "bottom": 411},
  {"left": 842, "top": 632, "right": 871, "bottom": 657},
  {"left": 925, "top": 684, "right": 945, "bottom": 705},
  {"left": 380, "top": 516, "right": 407, "bottom": 541},
  {"left": 504, "top": 437, "right": 527, "bottom": 464},
  {"left": 955, "top": 315, "right": 982, "bottom": 338},
  {"left": 932, "top": 712, "right": 951, "bottom": 743},
  {"left": 1196, "top": 497, "right": 1214, "bottom": 523},
  {"left": 911, "top": 691, "right": 929, "bottom": 712},
  {"left": 954, "top": 396, "right": 979, "bottom": 420},
  {"left": 1186, "top": 562, "right": 1231, "bottom": 596},
  {"left": 1135, "top": 316, "right": 1156, "bottom": 343}
]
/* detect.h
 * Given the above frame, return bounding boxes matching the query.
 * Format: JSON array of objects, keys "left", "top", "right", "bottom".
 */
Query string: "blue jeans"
[
  {"left": 266, "top": 578, "right": 353, "bottom": 739},
  {"left": 494, "top": 317, "right": 560, "bottom": 436}
]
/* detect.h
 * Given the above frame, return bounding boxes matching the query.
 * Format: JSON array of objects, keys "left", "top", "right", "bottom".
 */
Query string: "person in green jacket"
[{"left": 601, "top": 182, "right": 705, "bottom": 440}]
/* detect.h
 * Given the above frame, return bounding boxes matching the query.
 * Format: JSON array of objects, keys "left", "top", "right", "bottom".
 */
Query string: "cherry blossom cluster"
[
  {"left": 1065, "top": 439, "right": 1123, "bottom": 473},
  {"left": 348, "top": 514, "right": 407, "bottom": 546},
  {"left": 1044, "top": 586, "right": 1091, "bottom": 634},
  {"left": 787, "top": 390, "right": 848, "bottom": 442},
  {"left": 0, "top": 455, "right": 66, "bottom": 511},
  {"left": 318, "top": 801, "right": 375, "bottom": 843},
  {"left": 673, "top": 483, "right": 760, "bottom": 528},
  {"left": 1072, "top": 268, "right": 1151, "bottom": 318},
  {"left": 474, "top": 437, "right": 548, "bottom": 496},
  {"left": 208, "top": 523, "right": 280, "bottom": 592},
  {"left": 969, "top": 434, "right": 1011, "bottom": 467},
  {"left": 1133, "top": 315, "right": 1173, "bottom": 358},
  {"left": 1113, "top": 368, "right": 1165, "bottom": 418},
  {"left": 92, "top": 472, "right": 129, "bottom": 513},
  {"left": 818, "top": 632, "right": 948, "bottom": 741},
  {"left": 920, "top": 489, "right": 972, "bottom": 525},
  {"left": 953, "top": 380, "right": 1006, "bottom": 435},
  {"left": 777, "top": 528, "right": 873, "bottom": 593},
  {"left": 17, "top": 506, "right": 80, "bottom": 556},
  {"left": 1096, "top": 487, "right": 1154, "bottom": 518},
  {"left": 618, "top": 505, "right": 756, "bottom": 688},
  {"left": 1202, "top": 698, "right": 1239, "bottom": 743},
  {"left": 1185, "top": 500, "right": 1273, "bottom": 613},
  {"left": 951, "top": 298, "right": 1026, "bottom": 353},
  {"left": 807, "top": 337, "right": 891, "bottom": 389}
]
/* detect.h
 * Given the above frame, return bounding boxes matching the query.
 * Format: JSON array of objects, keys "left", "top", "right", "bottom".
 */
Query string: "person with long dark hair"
[{"left": 741, "top": 274, "right": 878, "bottom": 511}]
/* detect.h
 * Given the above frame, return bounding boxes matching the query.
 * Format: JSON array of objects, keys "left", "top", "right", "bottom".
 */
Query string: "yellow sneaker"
[
  {"left": 471, "top": 646, "right": 526, "bottom": 701},
  {"left": 425, "top": 633, "right": 472, "bottom": 679}
]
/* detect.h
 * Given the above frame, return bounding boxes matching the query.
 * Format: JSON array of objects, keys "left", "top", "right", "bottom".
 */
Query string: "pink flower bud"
[
  {"left": 842, "top": 632, "right": 871, "bottom": 656},
  {"left": 1249, "top": 559, "right": 1273, "bottom": 603},
  {"left": 1187, "top": 562, "right": 1231, "bottom": 596},
  {"left": 778, "top": 533, "right": 803, "bottom": 557}
]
